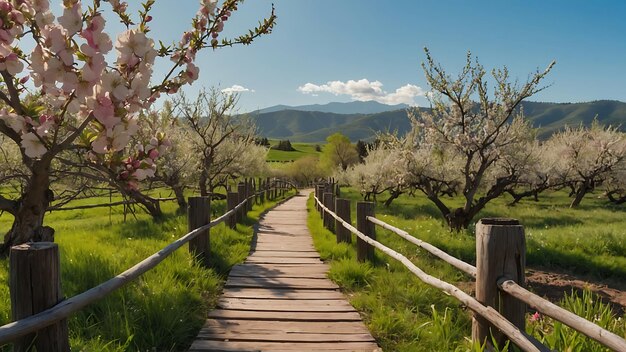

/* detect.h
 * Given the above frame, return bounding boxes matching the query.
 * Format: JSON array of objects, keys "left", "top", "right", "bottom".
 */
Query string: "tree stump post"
[
  {"left": 237, "top": 182, "right": 246, "bottom": 222},
  {"left": 335, "top": 198, "right": 352, "bottom": 243},
  {"left": 227, "top": 192, "right": 239, "bottom": 229},
  {"left": 472, "top": 218, "right": 526, "bottom": 349},
  {"left": 188, "top": 196, "right": 211, "bottom": 265},
  {"left": 356, "top": 202, "right": 375, "bottom": 262},
  {"left": 10, "top": 242, "right": 69, "bottom": 351}
]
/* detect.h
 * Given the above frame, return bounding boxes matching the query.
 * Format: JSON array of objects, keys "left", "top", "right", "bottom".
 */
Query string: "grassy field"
[
  {"left": 0, "top": 189, "right": 293, "bottom": 351},
  {"left": 266, "top": 141, "right": 321, "bottom": 162},
  {"left": 307, "top": 188, "right": 626, "bottom": 351}
]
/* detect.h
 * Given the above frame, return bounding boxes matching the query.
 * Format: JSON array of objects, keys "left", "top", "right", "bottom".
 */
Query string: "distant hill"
[
  {"left": 248, "top": 100, "right": 626, "bottom": 142},
  {"left": 256, "top": 101, "right": 410, "bottom": 115}
]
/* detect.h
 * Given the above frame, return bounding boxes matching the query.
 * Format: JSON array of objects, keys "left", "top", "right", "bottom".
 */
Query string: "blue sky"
[{"left": 143, "top": 0, "right": 626, "bottom": 112}]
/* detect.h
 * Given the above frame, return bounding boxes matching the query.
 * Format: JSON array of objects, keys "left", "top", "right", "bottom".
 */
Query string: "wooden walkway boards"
[{"left": 190, "top": 191, "right": 380, "bottom": 351}]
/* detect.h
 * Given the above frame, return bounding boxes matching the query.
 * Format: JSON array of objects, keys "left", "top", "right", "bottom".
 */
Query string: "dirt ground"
[
  {"left": 458, "top": 267, "right": 626, "bottom": 316},
  {"left": 525, "top": 267, "right": 626, "bottom": 316}
]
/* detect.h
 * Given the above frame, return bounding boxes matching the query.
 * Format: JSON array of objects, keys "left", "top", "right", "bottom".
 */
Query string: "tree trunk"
[
  {"left": 173, "top": 185, "right": 187, "bottom": 212},
  {"left": 199, "top": 169, "right": 208, "bottom": 197},
  {"left": 570, "top": 181, "right": 590, "bottom": 208},
  {"left": 607, "top": 191, "right": 626, "bottom": 205},
  {"left": 446, "top": 207, "right": 474, "bottom": 231},
  {"left": 1, "top": 160, "right": 54, "bottom": 255},
  {"left": 126, "top": 190, "right": 163, "bottom": 219},
  {"left": 383, "top": 189, "right": 402, "bottom": 207}
]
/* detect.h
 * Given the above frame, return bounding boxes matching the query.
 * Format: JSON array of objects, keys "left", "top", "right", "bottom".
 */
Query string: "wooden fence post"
[
  {"left": 237, "top": 182, "right": 246, "bottom": 222},
  {"left": 259, "top": 180, "right": 265, "bottom": 203},
  {"left": 266, "top": 177, "right": 271, "bottom": 201},
  {"left": 356, "top": 202, "right": 375, "bottom": 262},
  {"left": 472, "top": 218, "right": 526, "bottom": 349},
  {"left": 335, "top": 198, "right": 351, "bottom": 243},
  {"left": 188, "top": 196, "right": 211, "bottom": 265},
  {"left": 323, "top": 192, "right": 335, "bottom": 232},
  {"left": 317, "top": 185, "right": 326, "bottom": 217},
  {"left": 10, "top": 243, "right": 69, "bottom": 351},
  {"left": 247, "top": 179, "right": 253, "bottom": 211},
  {"left": 227, "top": 192, "right": 239, "bottom": 229}
]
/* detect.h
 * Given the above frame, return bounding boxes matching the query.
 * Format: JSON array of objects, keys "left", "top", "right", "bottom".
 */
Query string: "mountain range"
[{"left": 248, "top": 100, "right": 626, "bottom": 142}]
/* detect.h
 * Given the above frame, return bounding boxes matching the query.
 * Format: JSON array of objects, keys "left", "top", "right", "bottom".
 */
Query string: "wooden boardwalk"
[{"left": 190, "top": 191, "right": 379, "bottom": 351}]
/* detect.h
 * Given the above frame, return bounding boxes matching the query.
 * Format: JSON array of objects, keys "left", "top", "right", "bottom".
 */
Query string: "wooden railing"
[
  {"left": 0, "top": 178, "right": 291, "bottom": 350},
  {"left": 313, "top": 183, "right": 626, "bottom": 352}
]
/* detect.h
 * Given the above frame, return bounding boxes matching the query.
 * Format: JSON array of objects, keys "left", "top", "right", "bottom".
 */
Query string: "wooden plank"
[
  {"left": 221, "top": 288, "right": 344, "bottom": 300},
  {"left": 245, "top": 257, "right": 323, "bottom": 264},
  {"left": 207, "top": 310, "right": 363, "bottom": 321},
  {"left": 189, "top": 340, "right": 380, "bottom": 351},
  {"left": 196, "top": 331, "right": 376, "bottom": 343},
  {"left": 217, "top": 298, "right": 355, "bottom": 312},
  {"left": 248, "top": 251, "right": 320, "bottom": 258},
  {"left": 226, "top": 277, "right": 338, "bottom": 289},
  {"left": 229, "top": 266, "right": 328, "bottom": 279},
  {"left": 201, "top": 319, "right": 371, "bottom": 334}
]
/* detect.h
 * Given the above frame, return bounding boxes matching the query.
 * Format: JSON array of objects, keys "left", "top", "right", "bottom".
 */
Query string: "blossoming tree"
[
  {"left": 544, "top": 121, "right": 626, "bottom": 207},
  {"left": 0, "top": 0, "right": 275, "bottom": 253},
  {"left": 403, "top": 49, "right": 554, "bottom": 230}
]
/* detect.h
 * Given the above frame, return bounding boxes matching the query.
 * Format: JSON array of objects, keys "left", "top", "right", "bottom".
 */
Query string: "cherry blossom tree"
[
  {"left": 544, "top": 121, "right": 626, "bottom": 207},
  {"left": 402, "top": 49, "right": 554, "bottom": 230},
  {"left": 0, "top": 0, "right": 276, "bottom": 252}
]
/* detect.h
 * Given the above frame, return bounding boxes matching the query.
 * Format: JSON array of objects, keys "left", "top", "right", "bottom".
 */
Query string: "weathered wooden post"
[
  {"left": 317, "top": 185, "right": 326, "bottom": 217},
  {"left": 259, "top": 180, "right": 265, "bottom": 203},
  {"left": 237, "top": 182, "right": 247, "bottom": 222},
  {"left": 323, "top": 192, "right": 335, "bottom": 232},
  {"left": 356, "top": 202, "right": 375, "bottom": 262},
  {"left": 335, "top": 198, "right": 352, "bottom": 243},
  {"left": 10, "top": 243, "right": 69, "bottom": 351},
  {"left": 227, "top": 192, "right": 239, "bottom": 229},
  {"left": 188, "top": 196, "right": 211, "bottom": 265},
  {"left": 472, "top": 218, "right": 526, "bottom": 349},
  {"left": 265, "top": 177, "right": 271, "bottom": 201},
  {"left": 247, "top": 179, "right": 253, "bottom": 211}
]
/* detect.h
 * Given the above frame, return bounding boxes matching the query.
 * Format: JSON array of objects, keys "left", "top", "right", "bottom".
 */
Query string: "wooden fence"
[
  {"left": 0, "top": 178, "right": 292, "bottom": 350},
  {"left": 313, "top": 183, "right": 626, "bottom": 352}
]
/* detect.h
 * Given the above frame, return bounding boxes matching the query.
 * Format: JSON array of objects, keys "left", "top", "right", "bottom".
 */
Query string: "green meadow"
[{"left": 266, "top": 141, "right": 321, "bottom": 162}]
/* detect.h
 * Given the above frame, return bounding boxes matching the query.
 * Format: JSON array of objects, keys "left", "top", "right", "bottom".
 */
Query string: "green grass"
[
  {"left": 0, "top": 190, "right": 293, "bottom": 351},
  {"left": 266, "top": 142, "right": 321, "bottom": 162},
  {"left": 307, "top": 188, "right": 626, "bottom": 351}
]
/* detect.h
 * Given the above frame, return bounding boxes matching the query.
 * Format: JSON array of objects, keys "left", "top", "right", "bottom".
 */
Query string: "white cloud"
[
  {"left": 297, "top": 79, "right": 426, "bottom": 105},
  {"left": 221, "top": 84, "right": 255, "bottom": 94}
]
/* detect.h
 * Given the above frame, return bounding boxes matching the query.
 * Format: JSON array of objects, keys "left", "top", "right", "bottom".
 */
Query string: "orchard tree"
[
  {"left": 285, "top": 156, "right": 326, "bottom": 186},
  {"left": 340, "top": 144, "right": 407, "bottom": 205},
  {"left": 545, "top": 121, "right": 626, "bottom": 207},
  {"left": 402, "top": 49, "right": 554, "bottom": 230},
  {"left": 0, "top": 0, "right": 276, "bottom": 252},
  {"left": 173, "top": 88, "right": 262, "bottom": 196},
  {"left": 604, "top": 161, "right": 626, "bottom": 204},
  {"left": 320, "top": 132, "right": 359, "bottom": 172}
]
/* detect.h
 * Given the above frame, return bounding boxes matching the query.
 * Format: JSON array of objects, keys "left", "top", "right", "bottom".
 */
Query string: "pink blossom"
[
  {"left": 59, "top": 3, "right": 83, "bottom": 36},
  {"left": 21, "top": 132, "right": 47, "bottom": 158},
  {"left": 530, "top": 312, "right": 541, "bottom": 322},
  {"left": 148, "top": 148, "right": 159, "bottom": 160},
  {"left": 91, "top": 134, "right": 109, "bottom": 154}
]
